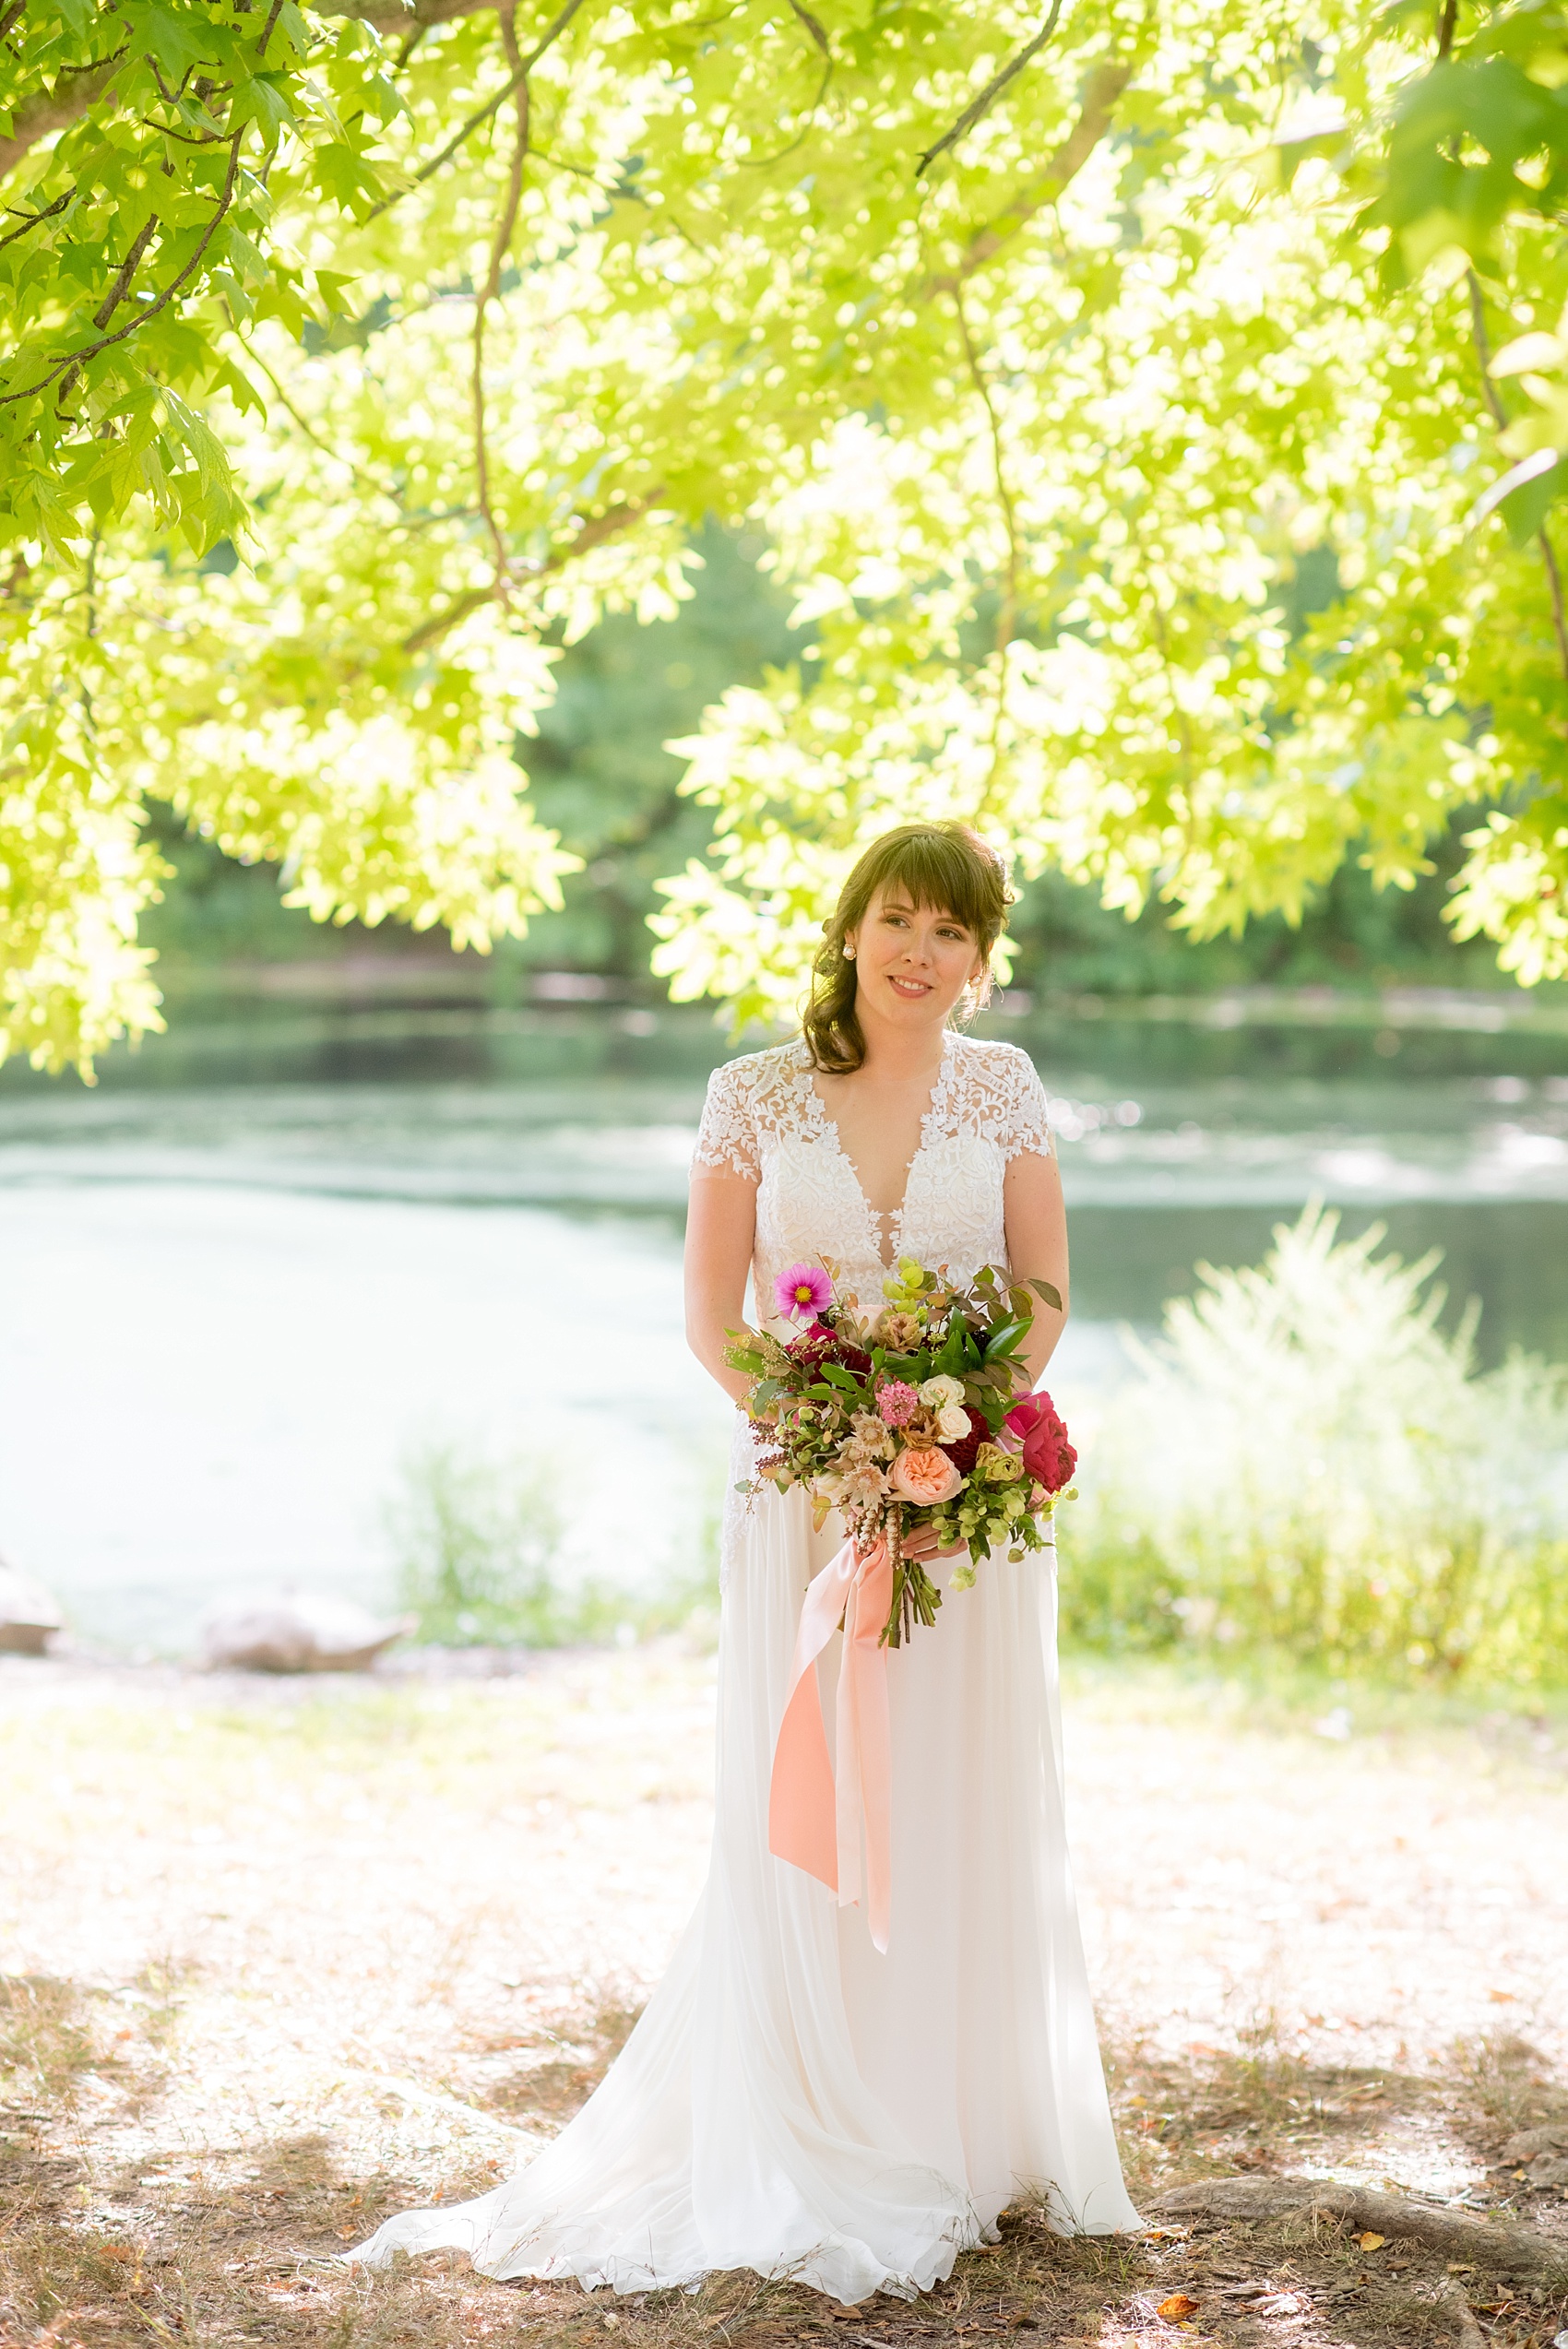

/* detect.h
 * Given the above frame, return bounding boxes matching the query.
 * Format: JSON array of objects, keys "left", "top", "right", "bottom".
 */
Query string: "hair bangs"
[{"left": 869, "top": 830, "right": 997, "bottom": 940}]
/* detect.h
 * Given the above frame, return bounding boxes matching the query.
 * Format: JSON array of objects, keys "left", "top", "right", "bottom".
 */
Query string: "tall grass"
[
  {"left": 1062, "top": 1205, "right": 1568, "bottom": 1685},
  {"left": 383, "top": 1440, "right": 720, "bottom": 1648}
]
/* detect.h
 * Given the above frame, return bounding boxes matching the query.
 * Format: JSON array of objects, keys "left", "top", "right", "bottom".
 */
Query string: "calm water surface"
[{"left": 4, "top": 1002, "right": 1565, "bottom": 1650}]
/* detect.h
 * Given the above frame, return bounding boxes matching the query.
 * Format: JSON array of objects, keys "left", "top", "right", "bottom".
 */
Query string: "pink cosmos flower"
[
  {"left": 774, "top": 1263, "right": 834, "bottom": 1323},
  {"left": 876, "top": 1380, "right": 920, "bottom": 1427}
]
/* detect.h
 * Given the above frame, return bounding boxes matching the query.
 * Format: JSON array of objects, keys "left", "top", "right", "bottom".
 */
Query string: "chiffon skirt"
[{"left": 350, "top": 1473, "right": 1138, "bottom": 2300}]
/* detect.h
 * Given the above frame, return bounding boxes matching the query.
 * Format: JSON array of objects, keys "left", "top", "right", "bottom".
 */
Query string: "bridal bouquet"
[{"left": 725, "top": 1255, "right": 1076, "bottom": 1647}]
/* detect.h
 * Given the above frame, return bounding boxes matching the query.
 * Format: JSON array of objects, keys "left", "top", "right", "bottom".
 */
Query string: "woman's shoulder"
[
  {"left": 694, "top": 1038, "right": 812, "bottom": 1178},
  {"left": 705, "top": 1038, "right": 817, "bottom": 1127},
  {"left": 705, "top": 1035, "right": 812, "bottom": 1102},
  {"left": 945, "top": 1034, "right": 1053, "bottom": 1152},
  {"left": 948, "top": 1033, "right": 1044, "bottom": 1086}
]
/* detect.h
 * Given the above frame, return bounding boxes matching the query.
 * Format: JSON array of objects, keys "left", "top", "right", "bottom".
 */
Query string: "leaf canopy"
[{"left": 4, "top": 0, "right": 1568, "bottom": 1070}]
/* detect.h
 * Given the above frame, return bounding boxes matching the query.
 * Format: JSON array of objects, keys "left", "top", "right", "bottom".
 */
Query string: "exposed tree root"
[{"left": 1151, "top": 2177, "right": 1568, "bottom": 2284}]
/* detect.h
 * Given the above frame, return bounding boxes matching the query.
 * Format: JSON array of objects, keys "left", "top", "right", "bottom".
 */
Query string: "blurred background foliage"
[{"left": 1063, "top": 1206, "right": 1568, "bottom": 1685}]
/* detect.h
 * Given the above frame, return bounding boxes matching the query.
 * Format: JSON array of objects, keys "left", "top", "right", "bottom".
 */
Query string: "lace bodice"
[{"left": 692, "top": 1032, "right": 1054, "bottom": 1336}]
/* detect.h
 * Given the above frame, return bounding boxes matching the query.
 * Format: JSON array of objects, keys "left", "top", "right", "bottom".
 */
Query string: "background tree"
[{"left": 4, "top": 0, "right": 1564, "bottom": 1070}]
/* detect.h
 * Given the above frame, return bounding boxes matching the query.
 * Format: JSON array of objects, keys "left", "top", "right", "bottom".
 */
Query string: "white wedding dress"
[{"left": 352, "top": 1032, "right": 1138, "bottom": 2300}]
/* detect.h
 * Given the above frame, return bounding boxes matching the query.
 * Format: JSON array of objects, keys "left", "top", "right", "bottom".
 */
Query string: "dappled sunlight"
[{"left": 4, "top": 1653, "right": 1566, "bottom": 2345}]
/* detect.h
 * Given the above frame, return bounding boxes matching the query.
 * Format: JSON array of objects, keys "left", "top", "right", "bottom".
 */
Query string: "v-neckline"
[{"left": 802, "top": 1036, "right": 955, "bottom": 1270}]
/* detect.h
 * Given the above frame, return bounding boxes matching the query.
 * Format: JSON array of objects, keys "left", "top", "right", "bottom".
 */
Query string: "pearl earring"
[{"left": 842, "top": 943, "right": 856, "bottom": 961}]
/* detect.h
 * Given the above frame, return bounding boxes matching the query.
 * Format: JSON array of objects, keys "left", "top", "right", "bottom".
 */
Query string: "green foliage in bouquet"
[{"left": 726, "top": 1256, "right": 1071, "bottom": 1648}]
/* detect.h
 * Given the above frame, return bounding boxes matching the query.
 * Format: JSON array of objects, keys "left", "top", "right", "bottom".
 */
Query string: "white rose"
[
  {"left": 920, "top": 1374, "right": 965, "bottom": 1411},
  {"left": 936, "top": 1402, "right": 971, "bottom": 1441}
]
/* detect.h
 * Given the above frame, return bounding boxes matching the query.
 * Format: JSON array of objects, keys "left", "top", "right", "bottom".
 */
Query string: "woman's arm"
[
  {"left": 684, "top": 1171, "right": 760, "bottom": 1405},
  {"left": 1004, "top": 1148, "right": 1070, "bottom": 1388}
]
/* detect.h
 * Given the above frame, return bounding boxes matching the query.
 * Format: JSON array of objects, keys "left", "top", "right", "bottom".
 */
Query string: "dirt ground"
[{"left": 3, "top": 1647, "right": 1567, "bottom": 2349}]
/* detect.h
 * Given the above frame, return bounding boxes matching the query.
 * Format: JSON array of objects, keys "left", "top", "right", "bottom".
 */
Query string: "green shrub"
[
  {"left": 1061, "top": 1205, "right": 1568, "bottom": 1685},
  {"left": 384, "top": 1441, "right": 719, "bottom": 1648}
]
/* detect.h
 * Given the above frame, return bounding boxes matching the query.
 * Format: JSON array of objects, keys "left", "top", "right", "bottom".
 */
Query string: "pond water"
[{"left": 4, "top": 997, "right": 1566, "bottom": 1652}]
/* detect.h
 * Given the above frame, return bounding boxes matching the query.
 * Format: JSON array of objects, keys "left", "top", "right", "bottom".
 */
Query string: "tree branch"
[
  {"left": 401, "top": 490, "right": 663, "bottom": 654},
  {"left": 1151, "top": 2177, "right": 1568, "bottom": 2285},
  {"left": 1537, "top": 525, "right": 1568, "bottom": 682},
  {"left": 953, "top": 280, "right": 1019, "bottom": 804},
  {"left": 1436, "top": 0, "right": 1458, "bottom": 58},
  {"left": 737, "top": 0, "right": 831, "bottom": 170},
  {"left": 359, "top": 0, "right": 588, "bottom": 223},
  {"left": 0, "top": 49, "right": 127, "bottom": 181},
  {"left": 921, "top": 60, "right": 1132, "bottom": 294},
  {"left": 0, "top": 185, "right": 70, "bottom": 251},
  {"left": 91, "top": 209, "right": 158, "bottom": 328},
  {"left": 2, "top": 127, "right": 243, "bottom": 406},
  {"left": 0, "top": 1, "right": 29, "bottom": 45},
  {"left": 230, "top": 321, "right": 406, "bottom": 503},
  {"left": 917, "top": 0, "right": 1064, "bottom": 179},
  {"left": 471, "top": 2, "right": 528, "bottom": 589},
  {"left": 1467, "top": 266, "right": 1568, "bottom": 683}
]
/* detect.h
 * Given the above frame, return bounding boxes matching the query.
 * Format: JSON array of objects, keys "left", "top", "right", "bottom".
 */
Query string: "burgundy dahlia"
[
  {"left": 785, "top": 1323, "right": 873, "bottom": 1378},
  {"left": 937, "top": 1406, "right": 991, "bottom": 1477}
]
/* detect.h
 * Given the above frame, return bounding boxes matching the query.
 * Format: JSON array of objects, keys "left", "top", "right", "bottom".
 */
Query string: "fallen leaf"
[
  {"left": 1357, "top": 2234, "right": 1385, "bottom": 2252},
  {"left": 1158, "top": 2296, "right": 1200, "bottom": 2321}
]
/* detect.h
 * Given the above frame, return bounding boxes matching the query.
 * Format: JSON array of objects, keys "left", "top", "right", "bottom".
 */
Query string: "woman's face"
[{"left": 844, "top": 886, "right": 987, "bottom": 1036}]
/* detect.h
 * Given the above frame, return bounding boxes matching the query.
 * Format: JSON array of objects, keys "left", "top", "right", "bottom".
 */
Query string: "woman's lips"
[{"left": 887, "top": 975, "right": 933, "bottom": 998}]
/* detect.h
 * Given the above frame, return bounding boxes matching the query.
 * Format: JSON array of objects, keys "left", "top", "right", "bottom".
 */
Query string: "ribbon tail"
[
  {"left": 767, "top": 1536, "right": 858, "bottom": 1892},
  {"left": 834, "top": 1607, "right": 862, "bottom": 1916},
  {"left": 838, "top": 1536, "right": 894, "bottom": 1954}
]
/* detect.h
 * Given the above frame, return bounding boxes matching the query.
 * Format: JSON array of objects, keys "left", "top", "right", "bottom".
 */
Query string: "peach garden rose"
[{"left": 890, "top": 1446, "right": 965, "bottom": 1506}]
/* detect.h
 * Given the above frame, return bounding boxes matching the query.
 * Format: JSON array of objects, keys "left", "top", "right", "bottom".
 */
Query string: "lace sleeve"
[
  {"left": 692, "top": 1058, "right": 761, "bottom": 1180},
  {"left": 997, "top": 1046, "right": 1056, "bottom": 1163}
]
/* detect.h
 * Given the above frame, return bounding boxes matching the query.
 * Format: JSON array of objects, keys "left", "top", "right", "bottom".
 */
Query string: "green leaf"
[
  {"left": 1500, "top": 455, "right": 1568, "bottom": 547},
  {"left": 138, "top": 3, "right": 218, "bottom": 79},
  {"left": 232, "top": 74, "right": 297, "bottom": 139}
]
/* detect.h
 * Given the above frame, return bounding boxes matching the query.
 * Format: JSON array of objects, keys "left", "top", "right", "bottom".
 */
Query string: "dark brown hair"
[{"left": 801, "top": 822, "right": 1013, "bottom": 1074}]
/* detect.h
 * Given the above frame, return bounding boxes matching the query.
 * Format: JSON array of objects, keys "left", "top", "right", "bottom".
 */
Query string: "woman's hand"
[{"left": 901, "top": 1520, "right": 967, "bottom": 1564}]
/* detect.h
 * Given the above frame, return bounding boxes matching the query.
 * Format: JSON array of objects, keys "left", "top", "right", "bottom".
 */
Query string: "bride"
[{"left": 352, "top": 820, "right": 1138, "bottom": 2300}]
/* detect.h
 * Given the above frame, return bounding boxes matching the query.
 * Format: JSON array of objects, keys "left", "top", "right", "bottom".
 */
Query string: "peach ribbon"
[{"left": 767, "top": 1533, "right": 894, "bottom": 1953}]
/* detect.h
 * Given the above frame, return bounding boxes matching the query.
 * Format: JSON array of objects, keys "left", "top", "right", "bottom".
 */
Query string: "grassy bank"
[{"left": 1059, "top": 1208, "right": 1568, "bottom": 1691}]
